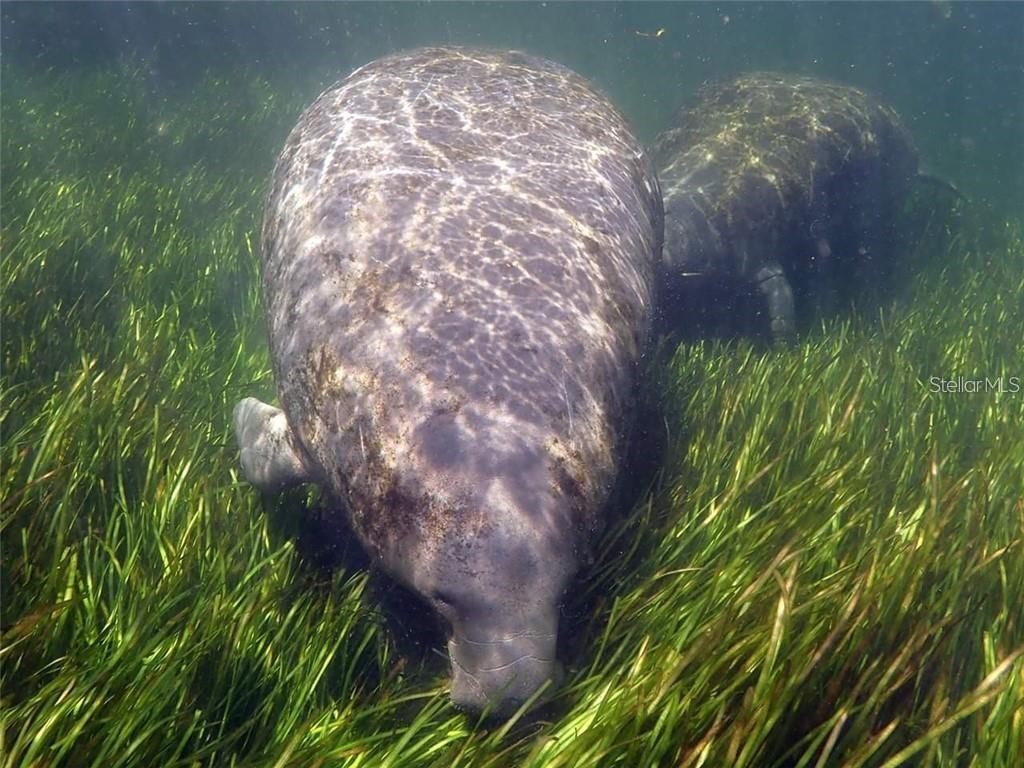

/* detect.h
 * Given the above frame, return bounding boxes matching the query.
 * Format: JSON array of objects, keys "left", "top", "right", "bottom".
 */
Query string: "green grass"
[{"left": 2, "top": 63, "right": 1022, "bottom": 767}]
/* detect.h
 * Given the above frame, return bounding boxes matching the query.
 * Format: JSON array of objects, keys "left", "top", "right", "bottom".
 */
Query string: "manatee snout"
[
  {"left": 446, "top": 614, "right": 563, "bottom": 716},
  {"left": 412, "top": 517, "right": 572, "bottom": 717}
]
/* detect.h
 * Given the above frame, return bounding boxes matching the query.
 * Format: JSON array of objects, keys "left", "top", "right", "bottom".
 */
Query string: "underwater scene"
[{"left": 2, "top": 2, "right": 1022, "bottom": 766}]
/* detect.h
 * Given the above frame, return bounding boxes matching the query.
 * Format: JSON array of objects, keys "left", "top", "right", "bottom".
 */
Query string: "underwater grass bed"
[{"left": 2, "top": 65, "right": 1022, "bottom": 767}]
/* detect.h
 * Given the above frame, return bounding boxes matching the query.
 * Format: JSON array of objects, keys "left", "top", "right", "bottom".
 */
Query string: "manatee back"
[
  {"left": 260, "top": 47, "right": 662, "bottom": 558},
  {"left": 654, "top": 72, "right": 918, "bottom": 279}
]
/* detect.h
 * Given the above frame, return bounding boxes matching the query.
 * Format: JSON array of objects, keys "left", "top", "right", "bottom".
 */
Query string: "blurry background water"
[{"left": 4, "top": 1, "right": 1022, "bottom": 220}]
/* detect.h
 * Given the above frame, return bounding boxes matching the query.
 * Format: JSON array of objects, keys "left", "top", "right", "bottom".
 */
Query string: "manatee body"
[
  {"left": 234, "top": 47, "right": 662, "bottom": 716},
  {"left": 652, "top": 72, "right": 918, "bottom": 342}
]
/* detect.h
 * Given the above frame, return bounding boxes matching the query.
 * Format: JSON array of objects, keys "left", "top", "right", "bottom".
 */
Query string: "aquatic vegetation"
[{"left": 2, "top": 64, "right": 1022, "bottom": 767}]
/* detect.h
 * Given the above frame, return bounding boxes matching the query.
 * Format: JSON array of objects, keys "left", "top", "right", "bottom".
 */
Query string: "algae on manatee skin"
[{"left": 2, "top": 54, "right": 1023, "bottom": 768}]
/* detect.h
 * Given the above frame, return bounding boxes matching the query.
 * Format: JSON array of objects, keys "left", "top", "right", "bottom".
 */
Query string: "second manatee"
[{"left": 653, "top": 72, "right": 919, "bottom": 342}]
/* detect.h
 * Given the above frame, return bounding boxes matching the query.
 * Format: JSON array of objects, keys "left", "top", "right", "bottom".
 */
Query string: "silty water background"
[{"left": 4, "top": 1, "right": 1022, "bottom": 220}]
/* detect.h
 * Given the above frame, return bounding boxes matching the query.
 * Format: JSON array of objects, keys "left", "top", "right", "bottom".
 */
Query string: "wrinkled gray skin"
[
  {"left": 653, "top": 73, "right": 918, "bottom": 342},
  {"left": 234, "top": 48, "right": 662, "bottom": 717}
]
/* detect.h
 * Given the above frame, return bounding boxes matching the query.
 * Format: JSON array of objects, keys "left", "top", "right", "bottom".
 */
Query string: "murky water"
[{"left": 4, "top": 2, "right": 1022, "bottom": 217}]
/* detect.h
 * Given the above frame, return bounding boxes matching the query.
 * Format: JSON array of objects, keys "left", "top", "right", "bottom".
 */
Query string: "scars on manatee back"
[{"left": 233, "top": 47, "right": 663, "bottom": 718}]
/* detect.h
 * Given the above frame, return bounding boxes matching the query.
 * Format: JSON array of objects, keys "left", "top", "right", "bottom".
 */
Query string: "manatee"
[
  {"left": 233, "top": 47, "right": 662, "bottom": 717},
  {"left": 652, "top": 72, "right": 919, "bottom": 342}
]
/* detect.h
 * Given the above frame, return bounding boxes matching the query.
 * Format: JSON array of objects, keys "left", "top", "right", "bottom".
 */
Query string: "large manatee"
[
  {"left": 653, "top": 72, "right": 919, "bottom": 342},
  {"left": 234, "top": 47, "right": 662, "bottom": 716}
]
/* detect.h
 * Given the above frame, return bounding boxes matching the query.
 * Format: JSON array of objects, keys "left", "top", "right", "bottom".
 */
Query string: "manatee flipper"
[
  {"left": 755, "top": 262, "right": 796, "bottom": 344},
  {"left": 233, "top": 397, "right": 314, "bottom": 491}
]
